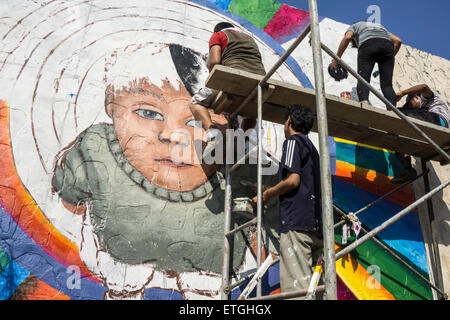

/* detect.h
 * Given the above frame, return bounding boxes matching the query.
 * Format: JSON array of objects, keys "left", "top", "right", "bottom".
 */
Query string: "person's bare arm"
[
  {"left": 331, "top": 31, "right": 353, "bottom": 69},
  {"left": 208, "top": 45, "right": 222, "bottom": 72},
  {"left": 252, "top": 171, "right": 300, "bottom": 205},
  {"left": 62, "top": 200, "right": 86, "bottom": 215},
  {"left": 389, "top": 34, "right": 402, "bottom": 56},
  {"left": 397, "top": 84, "right": 433, "bottom": 101}
]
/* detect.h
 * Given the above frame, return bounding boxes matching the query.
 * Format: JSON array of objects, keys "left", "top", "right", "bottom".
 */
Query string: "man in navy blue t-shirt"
[{"left": 253, "top": 105, "right": 323, "bottom": 296}]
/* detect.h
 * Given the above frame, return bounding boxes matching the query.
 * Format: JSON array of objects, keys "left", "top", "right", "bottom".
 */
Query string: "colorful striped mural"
[{"left": 0, "top": 0, "right": 435, "bottom": 300}]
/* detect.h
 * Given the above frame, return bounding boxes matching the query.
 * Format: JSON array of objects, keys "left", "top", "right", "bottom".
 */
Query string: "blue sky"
[{"left": 279, "top": 0, "right": 450, "bottom": 60}]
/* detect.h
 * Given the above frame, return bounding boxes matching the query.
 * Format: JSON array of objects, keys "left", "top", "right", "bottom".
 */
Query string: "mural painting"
[{"left": 0, "top": 0, "right": 437, "bottom": 300}]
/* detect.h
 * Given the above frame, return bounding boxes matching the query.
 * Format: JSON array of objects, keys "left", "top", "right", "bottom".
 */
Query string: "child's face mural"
[{"left": 107, "top": 79, "right": 226, "bottom": 192}]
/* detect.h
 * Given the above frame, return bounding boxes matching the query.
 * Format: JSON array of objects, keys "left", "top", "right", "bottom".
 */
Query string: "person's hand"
[
  {"left": 330, "top": 59, "right": 339, "bottom": 70},
  {"left": 396, "top": 91, "right": 404, "bottom": 102},
  {"left": 252, "top": 191, "right": 268, "bottom": 206}
]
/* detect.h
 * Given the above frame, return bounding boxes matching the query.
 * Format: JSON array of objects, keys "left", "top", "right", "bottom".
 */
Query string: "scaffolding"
[{"left": 215, "top": 0, "right": 450, "bottom": 300}]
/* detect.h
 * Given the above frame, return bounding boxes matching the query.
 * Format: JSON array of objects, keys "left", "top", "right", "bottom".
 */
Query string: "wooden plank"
[
  {"left": 206, "top": 65, "right": 450, "bottom": 163},
  {"left": 213, "top": 91, "right": 232, "bottom": 114}
]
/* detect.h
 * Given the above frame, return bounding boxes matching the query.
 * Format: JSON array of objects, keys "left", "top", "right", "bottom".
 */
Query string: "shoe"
[{"left": 390, "top": 168, "right": 417, "bottom": 184}]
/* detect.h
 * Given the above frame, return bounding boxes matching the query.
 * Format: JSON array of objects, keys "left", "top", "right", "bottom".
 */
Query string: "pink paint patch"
[
  {"left": 263, "top": 5, "right": 311, "bottom": 44},
  {"left": 337, "top": 275, "right": 358, "bottom": 300}
]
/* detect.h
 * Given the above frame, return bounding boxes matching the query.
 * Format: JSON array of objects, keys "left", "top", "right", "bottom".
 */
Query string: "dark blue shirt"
[{"left": 279, "top": 134, "right": 322, "bottom": 234}]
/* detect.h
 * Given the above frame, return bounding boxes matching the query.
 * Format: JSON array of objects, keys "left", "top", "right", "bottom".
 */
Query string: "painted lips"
[{"left": 154, "top": 158, "right": 193, "bottom": 169}]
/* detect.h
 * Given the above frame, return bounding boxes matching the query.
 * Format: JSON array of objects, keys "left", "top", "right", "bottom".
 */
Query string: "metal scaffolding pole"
[
  {"left": 226, "top": 218, "right": 257, "bottom": 238},
  {"left": 256, "top": 84, "right": 263, "bottom": 298},
  {"left": 247, "top": 285, "right": 325, "bottom": 301},
  {"left": 420, "top": 160, "right": 445, "bottom": 299},
  {"left": 336, "top": 179, "right": 450, "bottom": 261},
  {"left": 308, "top": 0, "right": 337, "bottom": 300},
  {"left": 221, "top": 124, "right": 234, "bottom": 300}
]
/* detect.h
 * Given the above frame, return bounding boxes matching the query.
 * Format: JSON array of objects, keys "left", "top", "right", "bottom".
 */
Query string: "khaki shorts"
[{"left": 191, "top": 87, "right": 219, "bottom": 107}]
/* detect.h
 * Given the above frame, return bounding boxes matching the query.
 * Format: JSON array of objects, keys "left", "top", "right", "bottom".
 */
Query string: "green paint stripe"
[
  {"left": 0, "top": 249, "right": 11, "bottom": 273},
  {"left": 228, "top": 0, "right": 282, "bottom": 29},
  {"left": 335, "top": 226, "right": 432, "bottom": 300}
]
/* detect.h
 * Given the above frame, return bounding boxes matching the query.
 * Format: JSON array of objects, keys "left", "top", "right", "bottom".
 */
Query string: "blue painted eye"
[
  {"left": 185, "top": 119, "right": 202, "bottom": 128},
  {"left": 134, "top": 109, "right": 164, "bottom": 121}
]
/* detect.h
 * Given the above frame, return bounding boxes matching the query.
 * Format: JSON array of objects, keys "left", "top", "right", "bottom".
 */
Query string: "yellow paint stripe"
[
  {"left": 334, "top": 137, "right": 395, "bottom": 154},
  {"left": 335, "top": 243, "right": 395, "bottom": 300}
]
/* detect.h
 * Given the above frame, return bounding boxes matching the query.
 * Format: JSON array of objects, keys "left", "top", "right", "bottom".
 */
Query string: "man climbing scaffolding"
[
  {"left": 189, "top": 21, "right": 266, "bottom": 155},
  {"left": 330, "top": 20, "right": 402, "bottom": 107}
]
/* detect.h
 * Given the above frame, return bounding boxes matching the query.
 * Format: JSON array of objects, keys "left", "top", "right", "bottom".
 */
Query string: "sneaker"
[{"left": 390, "top": 168, "right": 417, "bottom": 184}]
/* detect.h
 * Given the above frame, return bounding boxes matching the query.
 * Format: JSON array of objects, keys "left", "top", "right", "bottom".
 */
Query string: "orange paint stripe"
[
  {"left": 19, "top": 276, "right": 71, "bottom": 300},
  {"left": 270, "top": 288, "right": 281, "bottom": 295},
  {"left": 0, "top": 100, "right": 96, "bottom": 281},
  {"left": 335, "top": 160, "right": 415, "bottom": 207},
  {"left": 335, "top": 243, "right": 395, "bottom": 300}
]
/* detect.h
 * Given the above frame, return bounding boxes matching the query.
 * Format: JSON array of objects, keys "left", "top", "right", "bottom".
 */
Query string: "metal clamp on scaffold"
[
  {"left": 233, "top": 197, "right": 256, "bottom": 219},
  {"left": 342, "top": 212, "right": 362, "bottom": 245}
]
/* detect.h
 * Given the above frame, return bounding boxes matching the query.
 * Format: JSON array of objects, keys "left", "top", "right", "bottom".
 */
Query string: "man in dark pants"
[
  {"left": 252, "top": 105, "right": 323, "bottom": 297},
  {"left": 330, "top": 21, "right": 402, "bottom": 107}
]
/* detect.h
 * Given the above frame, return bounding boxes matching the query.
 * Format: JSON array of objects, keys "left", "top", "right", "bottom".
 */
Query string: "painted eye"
[
  {"left": 185, "top": 119, "right": 202, "bottom": 128},
  {"left": 134, "top": 109, "right": 164, "bottom": 121}
]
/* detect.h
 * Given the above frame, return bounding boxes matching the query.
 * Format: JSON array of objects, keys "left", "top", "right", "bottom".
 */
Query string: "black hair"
[
  {"left": 214, "top": 22, "right": 234, "bottom": 33},
  {"left": 285, "top": 105, "right": 314, "bottom": 135},
  {"left": 402, "top": 94, "right": 416, "bottom": 108},
  {"left": 169, "top": 44, "right": 206, "bottom": 96}
]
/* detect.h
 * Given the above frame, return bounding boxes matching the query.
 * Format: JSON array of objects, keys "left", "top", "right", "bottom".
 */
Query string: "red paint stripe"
[
  {"left": 0, "top": 100, "right": 97, "bottom": 282},
  {"left": 335, "top": 161, "right": 415, "bottom": 208}
]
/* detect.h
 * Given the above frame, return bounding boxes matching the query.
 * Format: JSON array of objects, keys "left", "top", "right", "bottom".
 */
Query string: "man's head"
[
  {"left": 404, "top": 94, "right": 422, "bottom": 109},
  {"left": 284, "top": 105, "right": 314, "bottom": 138},
  {"left": 213, "top": 22, "right": 234, "bottom": 33}
]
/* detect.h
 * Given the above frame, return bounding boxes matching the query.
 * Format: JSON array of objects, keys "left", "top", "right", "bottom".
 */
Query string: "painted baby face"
[{"left": 107, "top": 78, "right": 227, "bottom": 192}]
